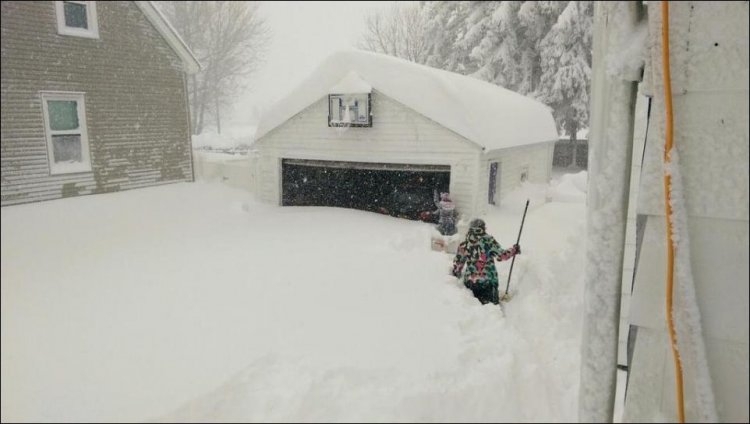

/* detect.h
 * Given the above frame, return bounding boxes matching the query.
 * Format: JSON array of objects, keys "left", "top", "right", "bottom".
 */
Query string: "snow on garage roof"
[
  {"left": 330, "top": 71, "right": 372, "bottom": 94},
  {"left": 255, "top": 49, "right": 559, "bottom": 151}
]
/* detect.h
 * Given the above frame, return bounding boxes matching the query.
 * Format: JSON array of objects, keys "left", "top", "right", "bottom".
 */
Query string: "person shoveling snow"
[{"left": 450, "top": 218, "right": 520, "bottom": 305}]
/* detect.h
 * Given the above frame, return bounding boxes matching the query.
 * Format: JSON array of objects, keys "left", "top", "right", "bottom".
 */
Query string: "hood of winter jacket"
[{"left": 465, "top": 226, "right": 486, "bottom": 244}]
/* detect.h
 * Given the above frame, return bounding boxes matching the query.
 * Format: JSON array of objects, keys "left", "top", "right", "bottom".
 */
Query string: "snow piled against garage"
[
  {"left": 192, "top": 125, "right": 257, "bottom": 151},
  {"left": 1, "top": 171, "right": 589, "bottom": 423}
]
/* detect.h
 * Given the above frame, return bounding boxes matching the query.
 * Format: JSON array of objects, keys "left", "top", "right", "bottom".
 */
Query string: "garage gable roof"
[{"left": 255, "top": 49, "right": 558, "bottom": 150}]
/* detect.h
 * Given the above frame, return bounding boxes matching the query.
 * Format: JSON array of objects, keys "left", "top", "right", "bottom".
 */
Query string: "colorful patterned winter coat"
[{"left": 451, "top": 226, "right": 517, "bottom": 290}]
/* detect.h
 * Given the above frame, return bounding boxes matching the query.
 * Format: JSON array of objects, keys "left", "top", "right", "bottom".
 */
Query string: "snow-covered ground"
[
  {"left": 191, "top": 124, "right": 257, "bottom": 151},
  {"left": 1, "top": 171, "right": 589, "bottom": 422}
]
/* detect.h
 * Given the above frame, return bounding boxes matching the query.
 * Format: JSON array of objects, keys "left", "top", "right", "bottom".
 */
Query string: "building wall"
[
  {"left": 625, "top": 1, "right": 749, "bottom": 422},
  {"left": 253, "top": 91, "right": 483, "bottom": 220},
  {"left": 480, "top": 141, "right": 555, "bottom": 212},
  {"left": 1, "top": 1, "right": 194, "bottom": 206}
]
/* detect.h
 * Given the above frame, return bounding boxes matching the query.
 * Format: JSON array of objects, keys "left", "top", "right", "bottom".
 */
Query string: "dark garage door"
[{"left": 282, "top": 159, "right": 450, "bottom": 220}]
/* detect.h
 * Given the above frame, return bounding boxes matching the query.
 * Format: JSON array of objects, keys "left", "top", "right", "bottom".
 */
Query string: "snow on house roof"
[
  {"left": 255, "top": 49, "right": 559, "bottom": 151},
  {"left": 134, "top": 1, "right": 201, "bottom": 74}
]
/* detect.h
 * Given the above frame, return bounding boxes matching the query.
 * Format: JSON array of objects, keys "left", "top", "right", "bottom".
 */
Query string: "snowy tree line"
[
  {"left": 360, "top": 1, "right": 593, "bottom": 142},
  {"left": 155, "top": 1, "right": 270, "bottom": 135}
]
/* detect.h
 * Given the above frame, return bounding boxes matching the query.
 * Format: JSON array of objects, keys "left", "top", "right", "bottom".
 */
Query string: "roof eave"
[
  {"left": 483, "top": 138, "right": 560, "bottom": 153},
  {"left": 134, "top": 1, "right": 202, "bottom": 74}
]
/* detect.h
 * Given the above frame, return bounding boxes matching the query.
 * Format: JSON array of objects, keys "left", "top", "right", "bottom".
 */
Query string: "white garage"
[{"left": 251, "top": 49, "right": 558, "bottom": 221}]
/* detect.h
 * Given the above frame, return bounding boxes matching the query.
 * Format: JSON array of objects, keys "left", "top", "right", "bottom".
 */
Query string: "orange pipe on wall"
[{"left": 661, "top": 1, "right": 685, "bottom": 423}]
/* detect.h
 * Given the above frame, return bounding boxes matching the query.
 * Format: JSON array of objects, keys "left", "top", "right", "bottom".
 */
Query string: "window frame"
[
  {"left": 40, "top": 91, "right": 93, "bottom": 175},
  {"left": 328, "top": 93, "right": 372, "bottom": 128},
  {"left": 55, "top": 1, "right": 99, "bottom": 39}
]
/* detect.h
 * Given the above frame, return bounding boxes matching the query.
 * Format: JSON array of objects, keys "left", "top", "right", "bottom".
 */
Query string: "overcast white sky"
[{"left": 227, "top": 1, "right": 398, "bottom": 125}]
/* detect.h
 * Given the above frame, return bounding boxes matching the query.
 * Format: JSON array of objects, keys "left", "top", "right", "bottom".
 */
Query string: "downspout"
[
  {"left": 183, "top": 72, "right": 196, "bottom": 183},
  {"left": 578, "top": 2, "right": 643, "bottom": 422}
]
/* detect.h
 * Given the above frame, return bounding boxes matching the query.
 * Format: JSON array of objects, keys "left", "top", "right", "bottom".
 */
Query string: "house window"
[
  {"left": 328, "top": 93, "right": 371, "bottom": 127},
  {"left": 55, "top": 1, "right": 99, "bottom": 39},
  {"left": 41, "top": 92, "right": 92, "bottom": 175},
  {"left": 520, "top": 166, "right": 529, "bottom": 182}
]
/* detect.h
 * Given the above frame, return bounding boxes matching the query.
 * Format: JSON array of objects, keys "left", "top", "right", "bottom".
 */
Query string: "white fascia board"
[{"left": 134, "top": 1, "right": 201, "bottom": 74}]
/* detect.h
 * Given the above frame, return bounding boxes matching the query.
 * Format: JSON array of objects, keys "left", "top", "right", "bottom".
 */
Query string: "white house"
[
  {"left": 623, "top": 2, "right": 749, "bottom": 422},
  {"left": 251, "top": 49, "right": 558, "bottom": 221},
  {"left": 580, "top": 2, "right": 748, "bottom": 423}
]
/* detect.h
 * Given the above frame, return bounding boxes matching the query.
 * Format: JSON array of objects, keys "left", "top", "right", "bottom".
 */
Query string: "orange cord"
[{"left": 661, "top": 2, "right": 686, "bottom": 422}]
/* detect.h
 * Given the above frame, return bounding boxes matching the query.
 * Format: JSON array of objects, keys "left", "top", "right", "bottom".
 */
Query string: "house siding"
[
  {"left": 622, "top": 2, "right": 749, "bottom": 422},
  {"left": 254, "top": 91, "right": 482, "bottom": 219},
  {"left": 1, "top": 1, "right": 193, "bottom": 206}
]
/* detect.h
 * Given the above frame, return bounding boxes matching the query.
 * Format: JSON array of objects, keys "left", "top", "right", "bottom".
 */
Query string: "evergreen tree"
[
  {"left": 470, "top": 1, "right": 523, "bottom": 91},
  {"left": 455, "top": 1, "right": 498, "bottom": 75},
  {"left": 517, "top": 1, "right": 568, "bottom": 95},
  {"left": 361, "top": 0, "right": 593, "bottom": 145},
  {"left": 537, "top": 1, "right": 593, "bottom": 142},
  {"left": 421, "top": 1, "right": 471, "bottom": 72}
]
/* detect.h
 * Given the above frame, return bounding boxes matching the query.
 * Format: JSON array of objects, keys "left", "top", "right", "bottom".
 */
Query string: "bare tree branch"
[
  {"left": 359, "top": 3, "right": 428, "bottom": 64},
  {"left": 156, "top": 1, "right": 270, "bottom": 134}
]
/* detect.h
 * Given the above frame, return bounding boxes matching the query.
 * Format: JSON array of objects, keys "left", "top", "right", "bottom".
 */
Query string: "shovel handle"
[{"left": 503, "top": 199, "right": 529, "bottom": 297}]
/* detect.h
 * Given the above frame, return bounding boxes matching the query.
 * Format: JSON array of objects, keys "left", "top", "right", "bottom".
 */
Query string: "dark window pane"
[
  {"left": 64, "top": 2, "right": 88, "bottom": 29},
  {"left": 47, "top": 100, "right": 79, "bottom": 131},
  {"left": 52, "top": 135, "right": 82, "bottom": 163}
]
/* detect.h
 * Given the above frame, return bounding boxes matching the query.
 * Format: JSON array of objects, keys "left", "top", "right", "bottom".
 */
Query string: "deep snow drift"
[{"left": 1, "top": 171, "right": 587, "bottom": 422}]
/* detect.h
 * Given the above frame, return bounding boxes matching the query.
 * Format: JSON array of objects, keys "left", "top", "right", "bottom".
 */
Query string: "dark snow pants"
[
  {"left": 465, "top": 281, "right": 500, "bottom": 305},
  {"left": 437, "top": 220, "right": 457, "bottom": 236}
]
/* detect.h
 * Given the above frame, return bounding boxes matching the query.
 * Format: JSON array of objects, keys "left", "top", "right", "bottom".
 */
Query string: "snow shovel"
[{"left": 500, "top": 199, "right": 529, "bottom": 302}]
